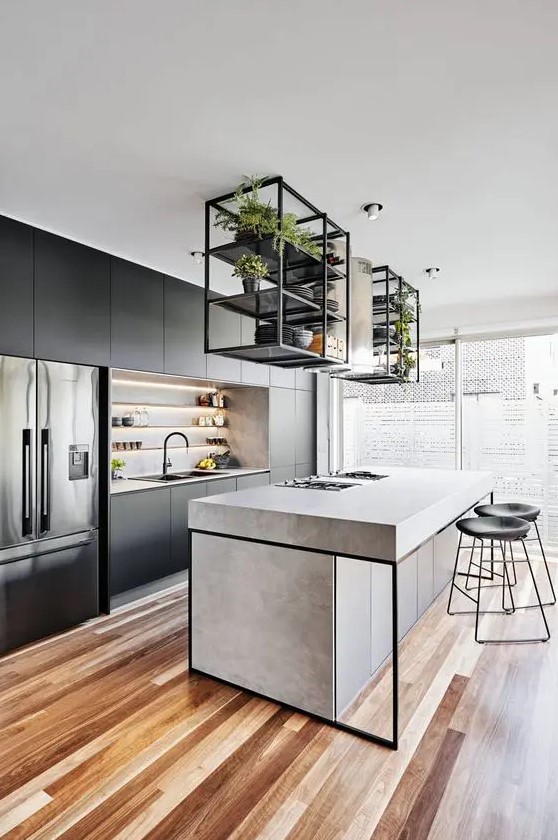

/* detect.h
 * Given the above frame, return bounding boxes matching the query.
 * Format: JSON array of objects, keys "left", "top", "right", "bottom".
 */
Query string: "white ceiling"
[{"left": 1, "top": 0, "right": 557, "bottom": 334}]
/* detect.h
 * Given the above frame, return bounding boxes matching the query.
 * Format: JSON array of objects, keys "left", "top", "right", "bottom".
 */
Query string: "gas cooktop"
[
  {"left": 278, "top": 477, "right": 360, "bottom": 491},
  {"left": 336, "top": 471, "right": 388, "bottom": 481}
]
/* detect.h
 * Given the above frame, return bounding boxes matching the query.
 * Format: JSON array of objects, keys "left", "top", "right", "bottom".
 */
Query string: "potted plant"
[
  {"left": 232, "top": 253, "right": 269, "bottom": 293},
  {"left": 214, "top": 175, "right": 322, "bottom": 259},
  {"left": 111, "top": 457, "right": 125, "bottom": 480},
  {"left": 214, "top": 176, "right": 277, "bottom": 243}
]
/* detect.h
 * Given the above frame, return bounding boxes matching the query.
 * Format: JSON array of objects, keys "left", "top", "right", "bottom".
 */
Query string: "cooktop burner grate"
[
  {"left": 279, "top": 478, "right": 360, "bottom": 491},
  {"left": 338, "top": 471, "right": 388, "bottom": 481}
]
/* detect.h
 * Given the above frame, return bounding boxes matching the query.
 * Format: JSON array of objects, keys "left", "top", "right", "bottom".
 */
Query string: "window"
[
  {"left": 342, "top": 344, "right": 456, "bottom": 469},
  {"left": 342, "top": 334, "right": 558, "bottom": 545}
]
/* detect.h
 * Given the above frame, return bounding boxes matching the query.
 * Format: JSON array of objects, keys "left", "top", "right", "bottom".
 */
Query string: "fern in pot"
[
  {"left": 214, "top": 176, "right": 277, "bottom": 243},
  {"left": 233, "top": 254, "right": 269, "bottom": 293},
  {"left": 214, "top": 174, "right": 322, "bottom": 258}
]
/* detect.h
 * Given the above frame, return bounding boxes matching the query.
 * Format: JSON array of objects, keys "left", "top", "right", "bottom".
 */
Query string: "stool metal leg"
[
  {"left": 447, "top": 532, "right": 469, "bottom": 614},
  {"left": 502, "top": 541, "right": 516, "bottom": 614},
  {"left": 476, "top": 538, "right": 550, "bottom": 644},
  {"left": 464, "top": 538, "right": 477, "bottom": 591},
  {"left": 534, "top": 519, "right": 556, "bottom": 606},
  {"left": 474, "top": 543, "right": 484, "bottom": 643},
  {"left": 521, "top": 539, "right": 551, "bottom": 642}
]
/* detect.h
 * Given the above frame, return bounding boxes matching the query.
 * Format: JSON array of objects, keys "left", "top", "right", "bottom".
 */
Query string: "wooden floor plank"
[{"left": 0, "top": 557, "right": 557, "bottom": 840}]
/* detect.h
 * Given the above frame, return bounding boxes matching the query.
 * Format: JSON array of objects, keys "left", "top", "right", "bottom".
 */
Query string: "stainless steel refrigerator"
[{"left": 0, "top": 355, "right": 99, "bottom": 654}]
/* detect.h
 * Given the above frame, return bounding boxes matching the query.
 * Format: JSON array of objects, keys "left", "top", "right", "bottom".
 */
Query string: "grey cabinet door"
[
  {"left": 295, "top": 369, "right": 316, "bottom": 391},
  {"left": 269, "top": 387, "right": 296, "bottom": 468},
  {"left": 0, "top": 216, "right": 33, "bottom": 358},
  {"left": 270, "top": 466, "right": 296, "bottom": 484},
  {"left": 164, "top": 278, "right": 207, "bottom": 378},
  {"left": 205, "top": 477, "right": 237, "bottom": 496},
  {"left": 433, "top": 522, "right": 460, "bottom": 596},
  {"left": 170, "top": 483, "right": 207, "bottom": 571},
  {"left": 240, "top": 317, "right": 270, "bottom": 386},
  {"left": 111, "top": 258, "right": 164, "bottom": 372},
  {"left": 417, "top": 540, "right": 435, "bottom": 615},
  {"left": 206, "top": 306, "right": 241, "bottom": 382},
  {"left": 397, "top": 552, "right": 418, "bottom": 640},
  {"left": 270, "top": 367, "right": 296, "bottom": 388},
  {"left": 110, "top": 489, "right": 171, "bottom": 596},
  {"left": 295, "top": 390, "right": 316, "bottom": 467},
  {"left": 370, "top": 563, "right": 393, "bottom": 674},
  {"left": 34, "top": 230, "right": 111, "bottom": 366},
  {"left": 236, "top": 473, "right": 270, "bottom": 490}
]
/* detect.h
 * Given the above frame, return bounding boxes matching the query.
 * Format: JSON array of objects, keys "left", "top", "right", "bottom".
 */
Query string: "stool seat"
[
  {"left": 456, "top": 515, "right": 530, "bottom": 541},
  {"left": 474, "top": 502, "right": 540, "bottom": 522}
]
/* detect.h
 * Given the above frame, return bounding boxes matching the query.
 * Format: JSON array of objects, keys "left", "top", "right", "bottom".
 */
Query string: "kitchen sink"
[
  {"left": 133, "top": 473, "right": 188, "bottom": 483},
  {"left": 132, "top": 470, "right": 228, "bottom": 483}
]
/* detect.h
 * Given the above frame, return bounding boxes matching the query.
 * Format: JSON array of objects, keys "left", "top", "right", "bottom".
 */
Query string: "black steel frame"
[
  {"left": 204, "top": 176, "right": 350, "bottom": 370},
  {"left": 187, "top": 527, "right": 399, "bottom": 750}
]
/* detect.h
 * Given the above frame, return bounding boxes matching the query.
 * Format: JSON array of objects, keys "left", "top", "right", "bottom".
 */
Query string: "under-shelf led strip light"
[{"left": 112, "top": 378, "right": 217, "bottom": 393}]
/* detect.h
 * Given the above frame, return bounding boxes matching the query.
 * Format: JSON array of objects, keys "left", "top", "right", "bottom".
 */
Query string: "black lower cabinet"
[
  {"left": 0, "top": 535, "right": 98, "bottom": 655},
  {"left": 110, "top": 484, "right": 213, "bottom": 597},
  {"left": 170, "top": 484, "right": 208, "bottom": 571},
  {"left": 236, "top": 473, "right": 270, "bottom": 490},
  {"left": 205, "top": 477, "right": 237, "bottom": 495},
  {"left": 110, "top": 489, "right": 172, "bottom": 596}
]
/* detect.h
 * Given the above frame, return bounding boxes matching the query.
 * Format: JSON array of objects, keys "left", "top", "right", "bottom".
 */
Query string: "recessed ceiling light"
[
  {"left": 424, "top": 266, "right": 440, "bottom": 278},
  {"left": 362, "top": 202, "right": 384, "bottom": 221},
  {"left": 190, "top": 251, "right": 204, "bottom": 265}
]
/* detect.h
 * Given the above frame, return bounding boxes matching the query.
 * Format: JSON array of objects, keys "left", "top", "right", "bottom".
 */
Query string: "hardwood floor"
[{"left": 1, "top": 553, "right": 557, "bottom": 839}]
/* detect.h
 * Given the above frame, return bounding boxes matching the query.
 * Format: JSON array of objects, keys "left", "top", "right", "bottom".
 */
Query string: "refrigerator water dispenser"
[{"left": 68, "top": 444, "right": 90, "bottom": 480}]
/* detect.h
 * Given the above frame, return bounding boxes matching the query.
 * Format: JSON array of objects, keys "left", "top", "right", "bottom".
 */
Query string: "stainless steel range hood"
[{"left": 331, "top": 259, "right": 420, "bottom": 384}]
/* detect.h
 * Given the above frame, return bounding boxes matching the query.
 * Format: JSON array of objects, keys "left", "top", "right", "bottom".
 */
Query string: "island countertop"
[{"left": 189, "top": 465, "right": 493, "bottom": 562}]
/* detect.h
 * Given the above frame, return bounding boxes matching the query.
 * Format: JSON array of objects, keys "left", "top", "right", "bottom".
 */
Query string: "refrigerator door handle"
[
  {"left": 40, "top": 428, "right": 50, "bottom": 533},
  {"left": 0, "top": 538, "right": 95, "bottom": 567},
  {"left": 22, "top": 429, "right": 33, "bottom": 537}
]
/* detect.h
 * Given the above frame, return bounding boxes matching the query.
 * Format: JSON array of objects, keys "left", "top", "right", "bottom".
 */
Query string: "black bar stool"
[
  {"left": 447, "top": 515, "right": 550, "bottom": 644},
  {"left": 474, "top": 502, "right": 556, "bottom": 607}
]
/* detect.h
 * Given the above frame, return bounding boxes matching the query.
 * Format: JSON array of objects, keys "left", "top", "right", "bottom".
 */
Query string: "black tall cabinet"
[
  {"left": 34, "top": 230, "right": 111, "bottom": 366},
  {"left": 111, "top": 258, "right": 164, "bottom": 372},
  {"left": 0, "top": 216, "right": 34, "bottom": 358}
]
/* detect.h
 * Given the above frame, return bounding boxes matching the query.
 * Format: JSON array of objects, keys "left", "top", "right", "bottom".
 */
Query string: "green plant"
[
  {"left": 214, "top": 175, "right": 277, "bottom": 240},
  {"left": 214, "top": 175, "right": 322, "bottom": 259},
  {"left": 111, "top": 457, "right": 125, "bottom": 472},
  {"left": 394, "top": 285, "right": 418, "bottom": 382},
  {"left": 232, "top": 253, "right": 269, "bottom": 280},
  {"left": 275, "top": 212, "right": 321, "bottom": 259}
]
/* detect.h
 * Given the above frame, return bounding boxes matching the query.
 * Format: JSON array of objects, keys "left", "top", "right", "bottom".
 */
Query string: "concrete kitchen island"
[{"left": 188, "top": 465, "right": 493, "bottom": 748}]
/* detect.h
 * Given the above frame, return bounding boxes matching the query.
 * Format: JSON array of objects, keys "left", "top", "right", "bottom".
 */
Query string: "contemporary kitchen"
[{"left": 1, "top": 3, "right": 557, "bottom": 838}]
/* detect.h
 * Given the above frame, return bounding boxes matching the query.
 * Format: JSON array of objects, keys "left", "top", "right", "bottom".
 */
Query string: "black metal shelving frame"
[
  {"left": 204, "top": 176, "right": 350, "bottom": 369},
  {"left": 332, "top": 265, "right": 420, "bottom": 385}
]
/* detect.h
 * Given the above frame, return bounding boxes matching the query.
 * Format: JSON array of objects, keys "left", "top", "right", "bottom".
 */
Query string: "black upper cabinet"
[
  {"left": 111, "top": 258, "right": 164, "bottom": 372},
  {"left": 0, "top": 216, "right": 34, "bottom": 358},
  {"left": 34, "top": 230, "right": 111, "bottom": 366},
  {"left": 164, "top": 277, "right": 207, "bottom": 378}
]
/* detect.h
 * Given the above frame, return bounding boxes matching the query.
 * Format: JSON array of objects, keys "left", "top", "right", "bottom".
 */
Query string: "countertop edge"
[{"left": 110, "top": 468, "right": 270, "bottom": 496}]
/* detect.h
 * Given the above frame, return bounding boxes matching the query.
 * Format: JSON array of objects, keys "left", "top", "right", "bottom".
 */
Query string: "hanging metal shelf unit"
[{"left": 204, "top": 176, "right": 350, "bottom": 369}]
